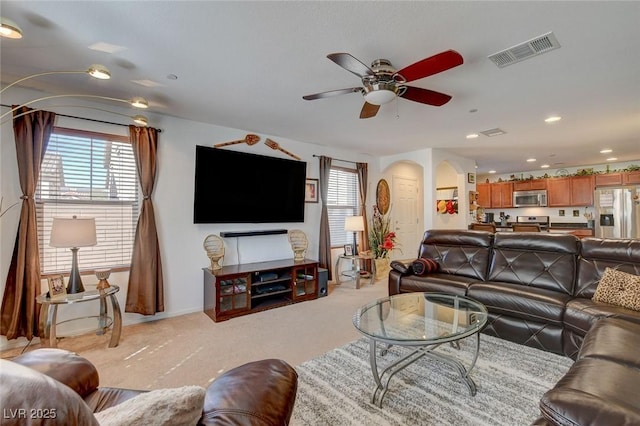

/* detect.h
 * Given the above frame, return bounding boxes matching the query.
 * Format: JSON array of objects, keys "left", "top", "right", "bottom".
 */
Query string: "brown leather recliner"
[{"left": 3, "top": 348, "right": 298, "bottom": 425}]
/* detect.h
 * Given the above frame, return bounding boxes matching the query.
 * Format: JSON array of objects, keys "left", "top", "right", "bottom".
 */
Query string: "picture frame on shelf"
[
  {"left": 467, "top": 173, "right": 476, "bottom": 184},
  {"left": 344, "top": 244, "right": 353, "bottom": 256},
  {"left": 47, "top": 275, "right": 66, "bottom": 299},
  {"left": 305, "top": 178, "right": 319, "bottom": 203}
]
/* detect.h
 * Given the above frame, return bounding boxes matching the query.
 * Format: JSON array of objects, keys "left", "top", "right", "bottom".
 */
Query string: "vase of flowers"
[{"left": 369, "top": 205, "right": 399, "bottom": 280}]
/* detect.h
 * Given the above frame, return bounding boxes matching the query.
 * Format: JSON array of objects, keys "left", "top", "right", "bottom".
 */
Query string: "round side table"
[
  {"left": 37, "top": 285, "right": 122, "bottom": 348},
  {"left": 335, "top": 254, "right": 376, "bottom": 289}
]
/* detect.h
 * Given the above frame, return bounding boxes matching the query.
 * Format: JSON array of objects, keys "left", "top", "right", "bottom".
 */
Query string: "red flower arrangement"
[{"left": 369, "top": 205, "right": 399, "bottom": 259}]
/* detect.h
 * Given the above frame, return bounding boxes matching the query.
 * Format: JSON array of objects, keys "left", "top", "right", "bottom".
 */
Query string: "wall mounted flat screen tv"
[{"left": 194, "top": 146, "right": 307, "bottom": 223}]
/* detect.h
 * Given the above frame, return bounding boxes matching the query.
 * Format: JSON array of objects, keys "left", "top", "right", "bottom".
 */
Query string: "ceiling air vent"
[
  {"left": 488, "top": 32, "right": 560, "bottom": 68},
  {"left": 480, "top": 128, "right": 507, "bottom": 137}
]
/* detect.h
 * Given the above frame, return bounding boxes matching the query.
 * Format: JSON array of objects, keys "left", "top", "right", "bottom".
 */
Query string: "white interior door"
[{"left": 392, "top": 176, "right": 419, "bottom": 260}]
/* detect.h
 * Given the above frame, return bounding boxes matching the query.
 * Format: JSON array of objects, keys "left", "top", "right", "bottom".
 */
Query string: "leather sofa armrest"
[
  {"left": 11, "top": 348, "right": 99, "bottom": 398},
  {"left": 388, "top": 269, "right": 405, "bottom": 295},
  {"left": 200, "top": 358, "right": 297, "bottom": 426}
]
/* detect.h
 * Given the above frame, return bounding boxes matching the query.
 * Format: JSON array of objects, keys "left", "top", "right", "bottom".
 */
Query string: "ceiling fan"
[{"left": 303, "top": 50, "right": 463, "bottom": 119}]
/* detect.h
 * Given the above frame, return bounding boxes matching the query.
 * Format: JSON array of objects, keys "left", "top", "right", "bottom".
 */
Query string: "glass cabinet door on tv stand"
[
  {"left": 217, "top": 273, "right": 250, "bottom": 316},
  {"left": 293, "top": 265, "right": 317, "bottom": 300}
]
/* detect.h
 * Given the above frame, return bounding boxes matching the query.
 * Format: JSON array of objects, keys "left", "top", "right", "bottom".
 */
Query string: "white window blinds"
[
  {"left": 327, "top": 166, "right": 360, "bottom": 247},
  {"left": 36, "top": 127, "right": 139, "bottom": 274}
]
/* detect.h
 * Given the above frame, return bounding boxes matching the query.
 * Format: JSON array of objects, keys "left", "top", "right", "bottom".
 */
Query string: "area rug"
[{"left": 291, "top": 334, "right": 573, "bottom": 425}]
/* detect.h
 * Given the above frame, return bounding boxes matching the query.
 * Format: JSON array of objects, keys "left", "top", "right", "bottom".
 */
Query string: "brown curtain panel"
[
  {"left": 318, "top": 156, "right": 333, "bottom": 280},
  {"left": 356, "top": 162, "right": 369, "bottom": 252},
  {"left": 125, "top": 126, "right": 164, "bottom": 315},
  {"left": 1, "top": 107, "right": 56, "bottom": 340}
]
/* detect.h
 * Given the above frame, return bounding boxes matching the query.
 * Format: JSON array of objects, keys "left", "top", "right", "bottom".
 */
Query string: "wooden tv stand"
[{"left": 203, "top": 258, "right": 318, "bottom": 322}]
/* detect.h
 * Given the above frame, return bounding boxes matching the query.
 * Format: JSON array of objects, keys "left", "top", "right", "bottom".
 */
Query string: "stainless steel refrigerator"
[{"left": 594, "top": 186, "right": 640, "bottom": 239}]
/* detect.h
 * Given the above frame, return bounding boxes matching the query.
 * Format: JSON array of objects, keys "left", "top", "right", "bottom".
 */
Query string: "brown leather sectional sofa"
[
  {"left": 2, "top": 348, "right": 298, "bottom": 425},
  {"left": 389, "top": 230, "right": 640, "bottom": 425}
]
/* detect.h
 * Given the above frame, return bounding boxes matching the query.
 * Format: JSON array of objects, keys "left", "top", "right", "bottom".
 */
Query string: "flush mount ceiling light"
[
  {"left": 545, "top": 116, "right": 562, "bottom": 123},
  {"left": 133, "top": 115, "right": 148, "bottom": 126},
  {"left": 466, "top": 133, "right": 479, "bottom": 139},
  {"left": 526, "top": 158, "right": 537, "bottom": 162},
  {"left": 1, "top": 64, "right": 111, "bottom": 94},
  {"left": 607, "top": 157, "right": 618, "bottom": 161},
  {"left": 0, "top": 17, "right": 22, "bottom": 39},
  {"left": 541, "top": 164, "right": 550, "bottom": 168},
  {"left": 488, "top": 170, "right": 496, "bottom": 174},
  {"left": 130, "top": 97, "right": 149, "bottom": 109},
  {"left": 600, "top": 149, "right": 613, "bottom": 154}
]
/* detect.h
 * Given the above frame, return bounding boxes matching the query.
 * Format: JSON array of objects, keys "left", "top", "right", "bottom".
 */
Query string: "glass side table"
[
  {"left": 37, "top": 285, "right": 122, "bottom": 348},
  {"left": 335, "top": 253, "right": 376, "bottom": 289}
]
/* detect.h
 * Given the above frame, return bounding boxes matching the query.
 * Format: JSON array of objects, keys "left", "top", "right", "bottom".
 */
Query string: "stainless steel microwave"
[{"left": 513, "top": 190, "right": 548, "bottom": 207}]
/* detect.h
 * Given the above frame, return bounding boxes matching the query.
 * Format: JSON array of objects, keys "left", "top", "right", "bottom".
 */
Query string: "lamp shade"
[
  {"left": 345, "top": 215, "right": 365, "bottom": 232},
  {"left": 50, "top": 217, "right": 97, "bottom": 248}
]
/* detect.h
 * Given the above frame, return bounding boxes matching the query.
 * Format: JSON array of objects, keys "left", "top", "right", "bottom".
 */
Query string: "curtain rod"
[
  {"left": 0, "top": 103, "right": 162, "bottom": 133},
  {"left": 312, "top": 154, "right": 359, "bottom": 165}
]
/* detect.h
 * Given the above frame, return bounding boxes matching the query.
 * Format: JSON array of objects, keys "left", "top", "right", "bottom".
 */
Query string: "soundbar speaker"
[{"left": 318, "top": 267, "right": 328, "bottom": 297}]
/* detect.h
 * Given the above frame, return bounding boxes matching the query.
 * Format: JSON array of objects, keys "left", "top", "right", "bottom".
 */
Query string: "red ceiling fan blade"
[
  {"left": 395, "top": 50, "right": 463, "bottom": 83},
  {"left": 327, "top": 53, "right": 374, "bottom": 78},
  {"left": 359, "top": 102, "right": 380, "bottom": 119},
  {"left": 401, "top": 86, "right": 452, "bottom": 106},
  {"left": 303, "top": 87, "right": 362, "bottom": 100}
]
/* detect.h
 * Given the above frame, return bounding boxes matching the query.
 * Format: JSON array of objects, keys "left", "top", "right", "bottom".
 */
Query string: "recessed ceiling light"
[
  {"left": 526, "top": 158, "right": 536, "bottom": 162},
  {"left": 600, "top": 149, "right": 613, "bottom": 154},
  {"left": 545, "top": 116, "right": 562, "bottom": 123},
  {"left": 607, "top": 157, "right": 618, "bottom": 161},
  {"left": 488, "top": 170, "right": 496, "bottom": 174},
  {"left": 466, "top": 133, "right": 479, "bottom": 139},
  {"left": 541, "top": 164, "right": 550, "bottom": 168}
]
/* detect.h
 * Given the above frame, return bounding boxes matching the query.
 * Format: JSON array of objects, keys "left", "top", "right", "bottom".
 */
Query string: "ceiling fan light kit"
[
  {"left": 87, "top": 64, "right": 111, "bottom": 80},
  {"left": 304, "top": 50, "right": 463, "bottom": 118}
]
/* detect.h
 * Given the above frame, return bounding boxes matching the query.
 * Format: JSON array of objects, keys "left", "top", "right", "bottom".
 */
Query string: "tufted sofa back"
[
  {"left": 489, "top": 233, "right": 580, "bottom": 295},
  {"left": 419, "top": 230, "right": 494, "bottom": 281},
  {"left": 574, "top": 238, "right": 640, "bottom": 298}
]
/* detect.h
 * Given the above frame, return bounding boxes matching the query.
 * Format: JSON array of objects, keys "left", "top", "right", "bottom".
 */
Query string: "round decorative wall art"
[{"left": 376, "top": 179, "right": 390, "bottom": 214}]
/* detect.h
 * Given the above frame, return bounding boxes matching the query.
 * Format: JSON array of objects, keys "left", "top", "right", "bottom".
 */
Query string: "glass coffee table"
[{"left": 353, "top": 292, "right": 488, "bottom": 407}]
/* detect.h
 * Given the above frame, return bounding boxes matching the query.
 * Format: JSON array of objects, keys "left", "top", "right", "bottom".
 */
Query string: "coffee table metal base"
[{"left": 368, "top": 333, "right": 481, "bottom": 407}]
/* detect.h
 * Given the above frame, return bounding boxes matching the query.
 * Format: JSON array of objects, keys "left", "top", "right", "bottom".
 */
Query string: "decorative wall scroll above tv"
[{"left": 213, "top": 134, "right": 301, "bottom": 161}]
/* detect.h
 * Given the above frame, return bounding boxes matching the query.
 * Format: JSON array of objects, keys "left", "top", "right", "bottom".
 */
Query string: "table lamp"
[
  {"left": 49, "top": 216, "right": 97, "bottom": 294},
  {"left": 344, "top": 216, "right": 365, "bottom": 256}
]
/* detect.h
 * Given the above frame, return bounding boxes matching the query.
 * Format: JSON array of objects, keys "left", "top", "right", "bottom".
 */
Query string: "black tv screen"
[{"left": 194, "top": 146, "right": 307, "bottom": 223}]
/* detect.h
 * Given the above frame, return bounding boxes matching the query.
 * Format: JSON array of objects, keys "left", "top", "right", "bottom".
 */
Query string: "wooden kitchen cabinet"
[
  {"left": 490, "top": 182, "right": 513, "bottom": 208},
  {"left": 547, "top": 176, "right": 594, "bottom": 207},
  {"left": 476, "top": 183, "right": 491, "bottom": 208},
  {"left": 512, "top": 179, "right": 547, "bottom": 191},
  {"left": 595, "top": 173, "right": 623, "bottom": 187},
  {"left": 623, "top": 171, "right": 640, "bottom": 184},
  {"left": 547, "top": 177, "right": 571, "bottom": 207},
  {"left": 570, "top": 175, "right": 594, "bottom": 206}
]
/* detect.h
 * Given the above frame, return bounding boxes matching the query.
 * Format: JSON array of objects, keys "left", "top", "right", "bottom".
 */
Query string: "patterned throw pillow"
[
  {"left": 411, "top": 258, "right": 439, "bottom": 276},
  {"left": 592, "top": 267, "right": 640, "bottom": 311}
]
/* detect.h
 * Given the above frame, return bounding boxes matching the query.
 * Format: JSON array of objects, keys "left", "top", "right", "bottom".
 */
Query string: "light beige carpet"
[{"left": 2, "top": 280, "right": 387, "bottom": 390}]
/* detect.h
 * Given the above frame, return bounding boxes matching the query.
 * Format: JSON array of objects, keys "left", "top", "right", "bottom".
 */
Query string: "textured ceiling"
[{"left": 1, "top": 1, "right": 639, "bottom": 173}]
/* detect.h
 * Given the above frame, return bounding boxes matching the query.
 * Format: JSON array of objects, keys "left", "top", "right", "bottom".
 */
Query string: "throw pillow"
[
  {"left": 94, "top": 385, "right": 206, "bottom": 426},
  {"left": 0, "top": 359, "right": 99, "bottom": 425},
  {"left": 411, "top": 258, "right": 439, "bottom": 276},
  {"left": 390, "top": 260, "right": 410, "bottom": 274},
  {"left": 592, "top": 267, "right": 640, "bottom": 311}
]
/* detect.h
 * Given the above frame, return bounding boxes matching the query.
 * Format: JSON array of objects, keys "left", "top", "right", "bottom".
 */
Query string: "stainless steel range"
[{"left": 516, "top": 215, "right": 550, "bottom": 230}]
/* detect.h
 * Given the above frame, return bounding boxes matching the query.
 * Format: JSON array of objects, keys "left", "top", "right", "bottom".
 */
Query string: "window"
[
  {"left": 327, "top": 166, "right": 360, "bottom": 247},
  {"left": 36, "top": 127, "right": 139, "bottom": 274}
]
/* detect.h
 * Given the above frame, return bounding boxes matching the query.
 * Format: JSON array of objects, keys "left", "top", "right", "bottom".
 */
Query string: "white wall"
[{"left": 0, "top": 88, "right": 380, "bottom": 349}]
